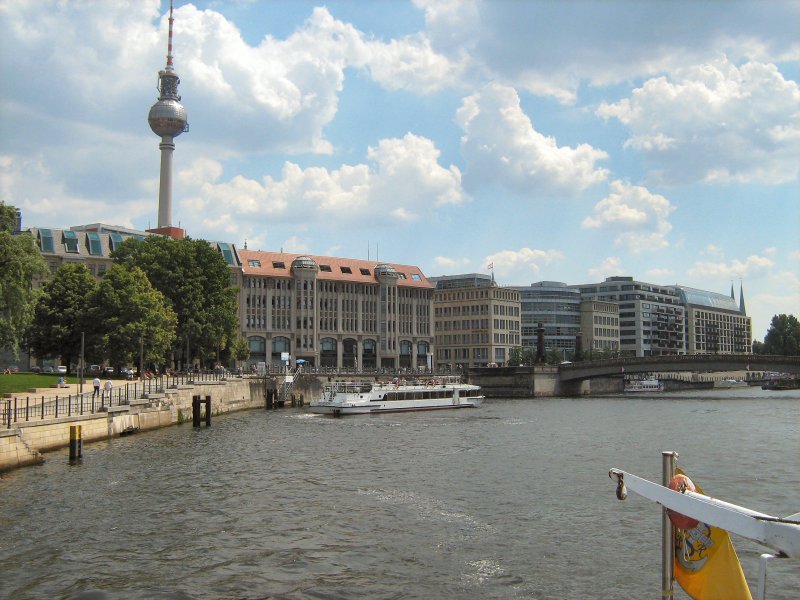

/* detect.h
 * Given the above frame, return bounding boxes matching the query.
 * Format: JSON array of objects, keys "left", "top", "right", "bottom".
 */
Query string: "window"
[
  {"left": 109, "top": 232, "right": 124, "bottom": 252},
  {"left": 218, "top": 242, "right": 235, "bottom": 265},
  {"left": 63, "top": 231, "right": 79, "bottom": 253},
  {"left": 340, "top": 266, "right": 352, "bottom": 274},
  {"left": 360, "top": 268, "right": 371, "bottom": 276},
  {"left": 39, "top": 229, "right": 55, "bottom": 253},
  {"left": 248, "top": 259, "right": 261, "bottom": 268},
  {"left": 272, "top": 261, "right": 286, "bottom": 269},
  {"left": 411, "top": 274, "right": 421, "bottom": 281},
  {"left": 87, "top": 232, "right": 102, "bottom": 256},
  {"left": 320, "top": 264, "right": 332, "bottom": 272}
]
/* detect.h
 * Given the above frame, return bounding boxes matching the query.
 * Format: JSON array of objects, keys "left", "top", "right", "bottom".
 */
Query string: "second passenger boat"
[{"left": 309, "top": 376, "right": 484, "bottom": 416}]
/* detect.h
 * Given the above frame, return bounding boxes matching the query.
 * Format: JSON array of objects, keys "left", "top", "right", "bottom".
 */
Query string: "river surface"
[{"left": 1, "top": 387, "right": 798, "bottom": 600}]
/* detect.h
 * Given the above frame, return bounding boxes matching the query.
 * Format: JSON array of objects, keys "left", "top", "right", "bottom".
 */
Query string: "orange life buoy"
[{"left": 666, "top": 474, "right": 699, "bottom": 530}]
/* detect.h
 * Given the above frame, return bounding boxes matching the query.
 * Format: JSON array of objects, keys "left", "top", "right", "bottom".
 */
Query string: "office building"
[
  {"left": 430, "top": 273, "right": 520, "bottom": 370},
  {"left": 672, "top": 284, "right": 751, "bottom": 354},
  {"left": 509, "top": 281, "right": 582, "bottom": 360},
  {"left": 573, "top": 276, "right": 685, "bottom": 356}
]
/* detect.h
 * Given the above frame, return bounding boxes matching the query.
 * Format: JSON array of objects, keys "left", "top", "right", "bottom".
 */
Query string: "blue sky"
[{"left": 1, "top": 0, "right": 798, "bottom": 340}]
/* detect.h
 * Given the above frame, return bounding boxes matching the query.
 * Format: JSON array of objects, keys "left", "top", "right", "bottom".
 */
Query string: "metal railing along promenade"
[{"left": 2, "top": 371, "right": 230, "bottom": 428}]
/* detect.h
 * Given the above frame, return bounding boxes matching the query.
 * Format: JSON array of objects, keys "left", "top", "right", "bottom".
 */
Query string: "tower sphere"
[{"left": 148, "top": 98, "right": 187, "bottom": 138}]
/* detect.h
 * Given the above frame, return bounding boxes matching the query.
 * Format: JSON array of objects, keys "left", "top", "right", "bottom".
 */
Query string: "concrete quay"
[{"left": 1, "top": 377, "right": 266, "bottom": 473}]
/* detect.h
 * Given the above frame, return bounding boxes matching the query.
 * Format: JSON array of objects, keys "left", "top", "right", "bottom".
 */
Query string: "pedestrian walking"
[
  {"left": 103, "top": 379, "right": 113, "bottom": 405},
  {"left": 93, "top": 376, "right": 101, "bottom": 399}
]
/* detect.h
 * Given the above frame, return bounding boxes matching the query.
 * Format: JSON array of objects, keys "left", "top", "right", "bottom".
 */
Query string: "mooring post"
[
  {"left": 204, "top": 395, "right": 211, "bottom": 426},
  {"left": 291, "top": 393, "right": 296, "bottom": 407},
  {"left": 69, "top": 425, "right": 82, "bottom": 462},
  {"left": 662, "top": 450, "right": 677, "bottom": 600},
  {"left": 192, "top": 395, "right": 200, "bottom": 427},
  {"left": 299, "top": 393, "right": 304, "bottom": 406}
]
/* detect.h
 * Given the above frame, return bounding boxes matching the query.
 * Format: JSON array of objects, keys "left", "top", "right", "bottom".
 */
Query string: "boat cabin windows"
[{"left": 381, "top": 389, "right": 454, "bottom": 402}]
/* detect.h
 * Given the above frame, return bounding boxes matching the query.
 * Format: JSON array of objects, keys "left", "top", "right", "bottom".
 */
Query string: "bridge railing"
[{"left": 559, "top": 353, "right": 800, "bottom": 370}]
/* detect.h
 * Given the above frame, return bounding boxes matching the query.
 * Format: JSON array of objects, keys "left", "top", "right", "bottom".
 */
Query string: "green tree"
[
  {"left": 508, "top": 346, "right": 524, "bottom": 366},
  {"left": 545, "top": 348, "right": 563, "bottom": 365},
  {"left": 113, "top": 236, "right": 238, "bottom": 369},
  {"left": 230, "top": 335, "right": 250, "bottom": 369},
  {"left": 88, "top": 265, "right": 177, "bottom": 369},
  {"left": 0, "top": 227, "right": 48, "bottom": 358},
  {"left": 751, "top": 340, "right": 765, "bottom": 355},
  {"left": 27, "top": 263, "right": 98, "bottom": 373},
  {"left": 763, "top": 314, "right": 800, "bottom": 356},
  {"left": 0, "top": 201, "right": 19, "bottom": 233}
]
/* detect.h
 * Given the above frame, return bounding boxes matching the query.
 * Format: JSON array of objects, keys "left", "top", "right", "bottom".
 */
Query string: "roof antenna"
[{"left": 166, "top": 0, "right": 175, "bottom": 71}]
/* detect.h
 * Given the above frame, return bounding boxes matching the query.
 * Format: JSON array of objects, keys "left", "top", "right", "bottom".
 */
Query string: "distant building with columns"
[{"left": 238, "top": 250, "right": 434, "bottom": 370}]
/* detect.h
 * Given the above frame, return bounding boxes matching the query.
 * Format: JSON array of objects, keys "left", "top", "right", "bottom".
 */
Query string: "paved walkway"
[{"left": 4, "top": 380, "right": 123, "bottom": 401}]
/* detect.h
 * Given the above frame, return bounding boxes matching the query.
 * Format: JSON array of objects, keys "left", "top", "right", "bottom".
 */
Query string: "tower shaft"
[{"left": 157, "top": 138, "right": 176, "bottom": 228}]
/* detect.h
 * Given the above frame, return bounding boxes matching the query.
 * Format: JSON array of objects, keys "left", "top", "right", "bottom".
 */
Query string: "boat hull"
[{"left": 309, "top": 397, "right": 483, "bottom": 415}]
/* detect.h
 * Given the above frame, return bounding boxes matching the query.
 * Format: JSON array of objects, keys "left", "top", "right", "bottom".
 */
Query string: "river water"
[{"left": 1, "top": 387, "right": 798, "bottom": 600}]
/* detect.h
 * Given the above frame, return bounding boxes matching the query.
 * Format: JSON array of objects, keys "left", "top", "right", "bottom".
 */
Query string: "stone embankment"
[{"left": 1, "top": 377, "right": 267, "bottom": 473}]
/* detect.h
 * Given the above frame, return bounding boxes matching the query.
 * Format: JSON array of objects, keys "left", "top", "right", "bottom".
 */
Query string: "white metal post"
[{"left": 662, "top": 451, "right": 677, "bottom": 600}]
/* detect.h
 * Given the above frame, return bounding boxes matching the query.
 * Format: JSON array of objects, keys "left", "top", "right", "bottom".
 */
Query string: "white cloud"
[
  {"left": 432, "top": 256, "right": 472, "bottom": 271},
  {"left": 417, "top": 2, "right": 799, "bottom": 104},
  {"left": 597, "top": 57, "right": 800, "bottom": 184},
  {"left": 581, "top": 180, "right": 674, "bottom": 253},
  {"left": 790, "top": 250, "right": 800, "bottom": 262},
  {"left": 687, "top": 253, "right": 775, "bottom": 279},
  {"left": 485, "top": 247, "right": 564, "bottom": 276},
  {"left": 174, "top": 133, "right": 463, "bottom": 241},
  {"left": 456, "top": 83, "right": 608, "bottom": 196},
  {"left": 588, "top": 257, "right": 623, "bottom": 281}
]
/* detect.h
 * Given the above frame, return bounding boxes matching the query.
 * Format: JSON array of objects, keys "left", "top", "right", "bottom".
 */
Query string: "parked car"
[
  {"left": 89, "top": 364, "right": 101, "bottom": 374},
  {"left": 4, "top": 365, "right": 20, "bottom": 373},
  {"left": 120, "top": 367, "right": 136, "bottom": 380},
  {"left": 104, "top": 367, "right": 115, "bottom": 375},
  {"left": 44, "top": 366, "right": 54, "bottom": 374},
  {"left": 56, "top": 365, "right": 67, "bottom": 374}
]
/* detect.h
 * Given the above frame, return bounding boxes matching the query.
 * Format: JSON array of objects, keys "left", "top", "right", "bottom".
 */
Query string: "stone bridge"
[{"left": 558, "top": 354, "right": 800, "bottom": 382}]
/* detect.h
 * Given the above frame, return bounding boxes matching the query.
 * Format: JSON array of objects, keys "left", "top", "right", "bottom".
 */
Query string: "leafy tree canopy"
[
  {"left": 27, "top": 263, "right": 98, "bottom": 373},
  {"left": 0, "top": 201, "right": 19, "bottom": 233},
  {"left": 112, "top": 236, "right": 237, "bottom": 366},
  {"left": 89, "top": 265, "right": 177, "bottom": 368},
  {"left": 763, "top": 314, "right": 800, "bottom": 356},
  {"left": 0, "top": 228, "right": 48, "bottom": 357}
]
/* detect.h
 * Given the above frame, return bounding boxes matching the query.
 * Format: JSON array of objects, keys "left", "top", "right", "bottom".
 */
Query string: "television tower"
[{"left": 148, "top": 0, "right": 188, "bottom": 231}]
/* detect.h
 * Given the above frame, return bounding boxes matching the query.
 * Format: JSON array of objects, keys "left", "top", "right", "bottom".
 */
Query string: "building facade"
[
  {"left": 238, "top": 250, "right": 434, "bottom": 370},
  {"left": 573, "top": 276, "right": 686, "bottom": 357},
  {"left": 580, "top": 299, "right": 620, "bottom": 356},
  {"left": 430, "top": 274, "right": 520, "bottom": 370},
  {"left": 509, "top": 281, "right": 582, "bottom": 360},
  {"left": 672, "top": 285, "right": 751, "bottom": 354}
]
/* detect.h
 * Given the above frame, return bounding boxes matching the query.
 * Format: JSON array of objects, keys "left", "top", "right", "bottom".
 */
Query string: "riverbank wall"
[{"left": 1, "top": 378, "right": 266, "bottom": 473}]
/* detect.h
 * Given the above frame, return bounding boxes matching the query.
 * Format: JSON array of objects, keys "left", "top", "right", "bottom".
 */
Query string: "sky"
[{"left": 1, "top": 0, "right": 798, "bottom": 341}]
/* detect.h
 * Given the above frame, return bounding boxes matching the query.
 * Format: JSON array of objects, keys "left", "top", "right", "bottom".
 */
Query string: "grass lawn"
[{"left": 0, "top": 373, "right": 81, "bottom": 396}]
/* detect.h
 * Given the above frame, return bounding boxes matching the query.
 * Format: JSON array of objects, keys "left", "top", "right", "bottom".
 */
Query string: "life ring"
[{"left": 666, "top": 474, "right": 699, "bottom": 530}]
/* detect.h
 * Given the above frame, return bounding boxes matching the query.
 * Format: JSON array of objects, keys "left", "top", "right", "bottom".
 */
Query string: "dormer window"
[{"left": 63, "top": 231, "right": 79, "bottom": 253}]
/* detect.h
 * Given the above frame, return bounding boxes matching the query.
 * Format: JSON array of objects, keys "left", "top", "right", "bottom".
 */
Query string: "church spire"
[
  {"left": 739, "top": 281, "right": 746, "bottom": 315},
  {"left": 730, "top": 281, "right": 735, "bottom": 300}
]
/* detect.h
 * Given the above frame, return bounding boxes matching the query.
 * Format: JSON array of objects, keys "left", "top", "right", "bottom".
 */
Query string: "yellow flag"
[{"left": 673, "top": 471, "right": 752, "bottom": 600}]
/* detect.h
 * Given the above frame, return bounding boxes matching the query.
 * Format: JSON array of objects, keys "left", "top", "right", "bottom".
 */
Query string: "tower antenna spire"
[{"left": 166, "top": 0, "right": 175, "bottom": 70}]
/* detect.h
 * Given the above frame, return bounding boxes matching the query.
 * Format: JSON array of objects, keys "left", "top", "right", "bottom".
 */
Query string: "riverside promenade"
[{"left": 1, "top": 373, "right": 266, "bottom": 473}]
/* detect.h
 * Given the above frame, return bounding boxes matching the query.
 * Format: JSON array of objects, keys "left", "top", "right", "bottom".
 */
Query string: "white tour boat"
[
  {"left": 309, "top": 376, "right": 484, "bottom": 416},
  {"left": 624, "top": 377, "right": 664, "bottom": 393}
]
